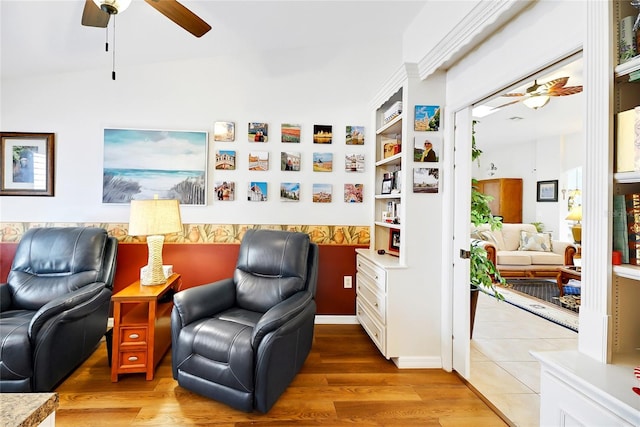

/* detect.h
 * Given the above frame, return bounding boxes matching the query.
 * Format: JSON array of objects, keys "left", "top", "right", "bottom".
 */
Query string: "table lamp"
[
  {"left": 128, "top": 199, "right": 182, "bottom": 285},
  {"left": 565, "top": 205, "right": 582, "bottom": 244}
]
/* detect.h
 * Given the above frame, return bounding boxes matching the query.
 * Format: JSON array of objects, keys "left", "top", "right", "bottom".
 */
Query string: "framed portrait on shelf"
[
  {"left": 0, "top": 132, "right": 55, "bottom": 196},
  {"left": 537, "top": 180, "right": 558, "bottom": 202},
  {"left": 388, "top": 229, "right": 400, "bottom": 256},
  {"left": 381, "top": 178, "right": 392, "bottom": 194}
]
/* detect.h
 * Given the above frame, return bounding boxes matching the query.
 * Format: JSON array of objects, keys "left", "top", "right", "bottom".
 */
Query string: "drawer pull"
[
  {"left": 128, "top": 333, "right": 139, "bottom": 339},
  {"left": 374, "top": 302, "right": 379, "bottom": 307},
  {"left": 128, "top": 356, "right": 138, "bottom": 362}
]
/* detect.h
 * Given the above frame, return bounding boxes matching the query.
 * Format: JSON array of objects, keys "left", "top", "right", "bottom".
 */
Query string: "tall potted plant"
[{"left": 470, "top": 121, "right": 505, "bottom": 336}]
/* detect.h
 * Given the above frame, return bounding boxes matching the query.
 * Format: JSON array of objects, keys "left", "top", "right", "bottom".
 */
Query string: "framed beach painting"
[{"left": 102, "top": 128, "right": 208, "bottom": 205}]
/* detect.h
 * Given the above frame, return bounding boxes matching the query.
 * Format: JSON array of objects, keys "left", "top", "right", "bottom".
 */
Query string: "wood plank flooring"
[{"left": 54, "top": 324, "right": 508, "bottom": 426}]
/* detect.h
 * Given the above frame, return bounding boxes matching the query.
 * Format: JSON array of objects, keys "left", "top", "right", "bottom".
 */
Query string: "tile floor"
[{"left": 469, "top": 291, "right": 579, "bottom": 427}]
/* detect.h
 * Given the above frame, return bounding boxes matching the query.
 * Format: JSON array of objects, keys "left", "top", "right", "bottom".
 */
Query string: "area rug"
[{"left": 486, "top": 279, "right": 579, "bottom": 332}]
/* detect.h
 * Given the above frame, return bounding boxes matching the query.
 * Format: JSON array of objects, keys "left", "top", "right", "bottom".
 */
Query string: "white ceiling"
[
  {"left": 1, "top": 1, "right": 582, "bottom": 146},
  {"left": 472, "top": 55, "right": 584, "bottom": 147},
  {"left": 0, "top": 0, "right": 426, "bottom": 80}
]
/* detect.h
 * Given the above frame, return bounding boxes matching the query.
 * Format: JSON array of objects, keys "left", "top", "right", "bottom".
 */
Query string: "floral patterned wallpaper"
[{"left": 0, "top": 222, "right": 370, "bottom": 246}]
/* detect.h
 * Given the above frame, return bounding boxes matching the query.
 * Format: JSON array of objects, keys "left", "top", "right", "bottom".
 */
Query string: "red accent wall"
[{"left": 0, "top": 243, "right": 363, "bottom": 315}]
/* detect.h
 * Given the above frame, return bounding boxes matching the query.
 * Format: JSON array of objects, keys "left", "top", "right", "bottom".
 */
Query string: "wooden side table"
[
  {"left": 556, "top": 266, "right": 580, "bottom": 297},
  {"left": 110, "top": 273, "right": 181, "bottom": 382}
]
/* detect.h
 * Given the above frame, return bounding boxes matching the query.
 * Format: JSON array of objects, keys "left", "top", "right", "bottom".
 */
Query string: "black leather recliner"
[
  {"left": 171, "top": 229, "right": 318, "bottom": 413},
  {"left": 0, "top": 227, "right": 118, "bottom": 392}
]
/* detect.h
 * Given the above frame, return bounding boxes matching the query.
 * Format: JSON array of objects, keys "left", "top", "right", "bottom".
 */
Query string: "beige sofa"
[{"left": 472, "top": 223, "right": 577, "bottom": 278}]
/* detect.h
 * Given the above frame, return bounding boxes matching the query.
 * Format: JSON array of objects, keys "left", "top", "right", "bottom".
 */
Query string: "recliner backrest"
[
  {"left": 234, "top": 229, "right": 310, "bottom": 313},
  {"left": 7, "top": 227, "right": 112, "bottom": 310}
]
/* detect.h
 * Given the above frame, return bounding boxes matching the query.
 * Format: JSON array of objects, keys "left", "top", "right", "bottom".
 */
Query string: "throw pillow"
[{"left": 518, "top": 231, "right": 552, "bottom": 252}]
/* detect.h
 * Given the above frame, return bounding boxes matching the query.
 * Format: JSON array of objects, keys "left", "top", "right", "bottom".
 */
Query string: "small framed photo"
[
  {"left": 248, "top": 122, "right": 268, "bottom": 142},
  {"left": 388, "top": 229, "right": 400, "bottom": 256},
  {"left": 381, "top": 178, "right": 392, "bottom": 194},
  {"left": 215, "top": 150, "right": 236, "bottom": 170},
  {"left": 281, "top": 123, "right": 301, "bottom": 143},
  {"left": 280, "top": 182, "right": 300, "bottom": 201},
  {"left": 537, "top": 180, "right": 558, "bottom": 202},
  {"left": 313, "top": 125, "right": 332, "bottom": 144},
  {"left": 413, "top": 135, "right": 441, "bottom": 162},
  {"left": 1, "top": 132, "right": 55, "bottom": 196},
  {"left": 313, "top": 152, "right": 333, "bottom": 172},
  {"left": 312, "top": 183, "right": 332, "bottom": 203},
  {"left": 248, "top": 181, "right": 267, "bottom": 201},
  {"left": 281, "top": 152, "right": 301, "bottom": 171},
  {"left": 214, "top": 121, "right": 235, "bottom": 142},
  {"left": 344, "top": 184, "right": 363, "bottom": 203},
  {"left": 214, "top": 181, "right": 235, "bottom": 201},
  {"left": 414, "top": 105, "right": 441, "bottom": 131},
  {"left": 346, "top": 125, "right": 364, "bottom": 145}
]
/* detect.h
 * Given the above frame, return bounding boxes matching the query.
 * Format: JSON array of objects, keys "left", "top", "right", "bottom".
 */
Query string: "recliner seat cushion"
[{"left": 176, "top": 318, "right": 254, "bottom": 392}]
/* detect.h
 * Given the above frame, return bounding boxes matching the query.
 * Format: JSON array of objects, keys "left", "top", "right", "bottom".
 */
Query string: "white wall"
[
  {"left": 0, "top": 42, "right": 407, "bottom": 225},
  {"left": 472, "top": 130, "right": 583, "bottom": 240}
]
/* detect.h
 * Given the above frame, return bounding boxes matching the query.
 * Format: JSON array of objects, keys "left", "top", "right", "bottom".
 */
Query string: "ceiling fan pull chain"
[
  {"left": 112, "top": 15, "right": 116, "bottom": 80},
  {"left": 105, "top": 24, "right": 109, "bottom": 52}
]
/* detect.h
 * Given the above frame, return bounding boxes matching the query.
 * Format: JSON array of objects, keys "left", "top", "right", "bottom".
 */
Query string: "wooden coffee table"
[{"left": 556, "top": 266, "right": 581, "bottom": 297}]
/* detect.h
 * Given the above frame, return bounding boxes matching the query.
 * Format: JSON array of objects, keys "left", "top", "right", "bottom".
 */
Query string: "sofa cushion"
[
  {"left": 518, "top": 231, "right": 553, "bottom": 252},
  {"left": 497, "top": 251, "right": 533, "bottom": 266},
  {"left": 501, "top": 223, "right": 537, "bottom": 251},
  {"left": 528, "top": 252, "right": 564, "bottom": 265}
]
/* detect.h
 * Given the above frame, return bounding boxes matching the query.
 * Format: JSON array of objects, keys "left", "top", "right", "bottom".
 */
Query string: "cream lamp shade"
[
  {"left": 128, "top": 199, "right": 182, "bottom": 285},
  {"left": 565, "top": 205, "right": 582, "bottom": 244}
]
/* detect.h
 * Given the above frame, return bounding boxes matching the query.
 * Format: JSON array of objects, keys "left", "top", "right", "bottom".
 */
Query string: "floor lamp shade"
[{"left": 128, "top": 199, "right": 182, "bottom": 285}]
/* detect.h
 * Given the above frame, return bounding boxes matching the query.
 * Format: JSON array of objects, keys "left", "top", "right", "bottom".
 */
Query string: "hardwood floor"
[{"left": 54, "top": 324, "right": 508, "bottom": 426}]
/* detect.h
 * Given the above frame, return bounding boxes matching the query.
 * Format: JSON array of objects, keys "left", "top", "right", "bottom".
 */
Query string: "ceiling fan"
[
  {"left": 81, "top": 0, "right": 211, "bottom": 38},
  {"left": 497, "top": 76, "right": 583, "bottom": 110}
]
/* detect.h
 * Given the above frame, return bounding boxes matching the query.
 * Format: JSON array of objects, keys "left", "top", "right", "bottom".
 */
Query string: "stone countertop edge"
[{"left": 0, "top": 393, "right": 59, "bottom": 427}]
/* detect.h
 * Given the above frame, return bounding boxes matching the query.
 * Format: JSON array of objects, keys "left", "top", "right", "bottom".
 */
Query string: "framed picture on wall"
[
  {"left": 0, "top": 132, "right": 55, "bottom": 196},
  {"left": 537, "top": 180, "right": 558, "bottom": 202},
  {"left": 102, "top": 128, "right": 208, "bottom": 205}
]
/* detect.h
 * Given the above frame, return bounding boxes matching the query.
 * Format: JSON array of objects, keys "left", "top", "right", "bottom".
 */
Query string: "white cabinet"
[{"left": 356, "top": 64, "right": 445, "bottom": 368}]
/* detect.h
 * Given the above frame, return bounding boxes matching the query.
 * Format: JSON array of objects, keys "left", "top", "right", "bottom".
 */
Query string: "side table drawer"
[
  {"left": 118, "top": 350, "right": 147, "bottom": 369},
  {"left": 356, "top": 254, "right": 386, "bottom": 293},
  {"left": 120, "top": 327, "right": 147, "bottom": 345},
  {"left": 356, "top": 298, "right": 385, "bottom": 356}
]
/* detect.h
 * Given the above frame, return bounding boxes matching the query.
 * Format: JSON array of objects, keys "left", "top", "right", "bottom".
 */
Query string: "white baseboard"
[
  {"left": 315, "top": 315, "right": 358, "bottom": 324},
  {"left": 391, "top": 356, "right": 443, "bottom": 369}
]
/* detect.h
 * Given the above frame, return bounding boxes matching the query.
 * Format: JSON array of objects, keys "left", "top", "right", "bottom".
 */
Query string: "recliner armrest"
[
  {"left": 28, "top": 281, "right": 108, "bottom": 339},
  {"left": 0, "top": 283, "right": 11, "bottom": 311},
  {"left": 172, "top": 278, "right": 236, "bottom": 327},
  {"left": 251, "top": 291, "right": 313, "bottom": 347}
]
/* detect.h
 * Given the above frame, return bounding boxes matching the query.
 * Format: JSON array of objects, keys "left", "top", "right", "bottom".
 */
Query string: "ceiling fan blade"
[
  {"left": 550, "top": 86, "right": 584, "bottom": 96},
  {"left": 501, "top": 92, "right": 526, "bottom": 98},
  {"left": 540, "top": 77, "right": 569, "bottom": 93},
  {"left": 81, "top": 0, "right": 110, "bottom": 28},
  {"left": 493, "top": 98, "right": 523, "bottom": 109},
  {"left": 144, "top": 0, "right": 212, "bottom": 37}
]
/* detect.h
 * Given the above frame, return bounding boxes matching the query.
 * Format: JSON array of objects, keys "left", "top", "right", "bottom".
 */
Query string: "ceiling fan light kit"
[
  {"left": 92, "top": 0, "right": 132, "bottom": 15},
  {"left": 523, "top": 95, "right": 550, "bottom": 110}
]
